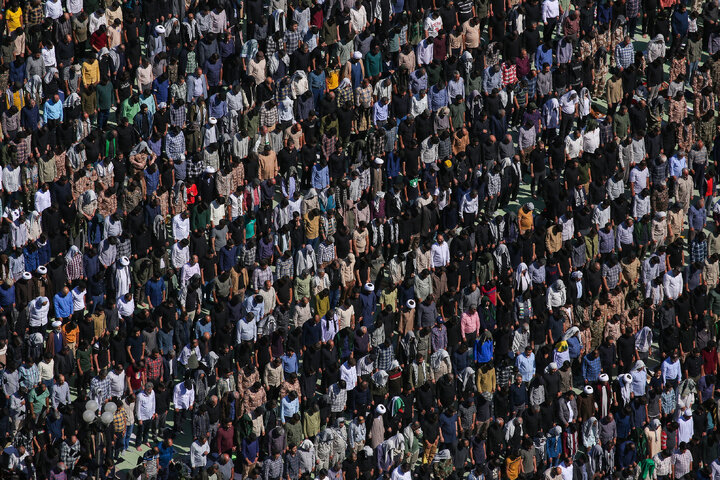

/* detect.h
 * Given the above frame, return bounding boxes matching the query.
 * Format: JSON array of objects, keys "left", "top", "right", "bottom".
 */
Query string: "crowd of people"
[{"left": 2, "top": 0, "right": 720, "bottom": 478}]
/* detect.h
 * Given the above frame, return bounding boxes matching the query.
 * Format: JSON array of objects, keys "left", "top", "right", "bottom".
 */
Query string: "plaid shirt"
[
  {"left": 375, "top": 344, "right": 395, "bottom": 371},
  {"left": 276, "top": 83, "right": 293, "bottom": 103},
  {"left": 169, "top": 104, "right": 187, "bottom": 127},
  {"left": 321, "top": 134, "right": 337, "bottom": 159},
  {"left": 166, "top": 131, "right": 186, "bottom": 160},
  {"left": 19, "top": 363, "right": 39, "bottom": 389},
  {"left": 116, "top": 238, "right": 132, "bottom": 260},
  {"left": 60, "top": 440, "right": 81, "bottom": 469},
  {"left": 66, "top": 255, "right": 84, "bottom": 282},
  {"left": 90, "top": 376, "right": 112, "bottom": 404},
  {"left": 146, "top": 355, "right": 164, "bottom": 383},
  {"left": 355, "top": 85, "right": 373, "bottom": 108},
  {"left": 691, "top": 239, "right": 708, "bottom": 263},
  {"left": 615, "top": 42, "right": 634, "bottom": 69},
  {"left": 252, "top": 267, "right": 274, "bottom": 291},
  {"left": 112, "top": 408, "right": 128, "bottom": 433},
  {"left": 242, "top": 245, "right": 257, "bottom": 267},
  {"left": 502, "top": 63, "right": 518, "bottom": 87},
  {"left": 13, "top": 139, "right": 28, "bottom": 166},
  {"left": 336, "top": 84, "right": 353, "bottom": 107},
  {"left": 602, "top": 263, "right": 622, "bottom": 290},
  {"left": 24, "top": 4, "right": 43, "bottom": 26},
  {"left": 276, "top": 256, "right": 294, "bottom": 280},
  {"left": 672, "top": 451, "right": 693, "bottom": 478},
  {"left": 187, "top": 156, "right": 205, "bottom": 177},
  {"left": 260, "top": 104, "right": 279, "bottom": 128},
  {"left": 266, "top": 36, "right": 279, "bottom": 57},
  {"left": 316, "top": 242, "right": 335, "bottom": 265},
  {"left": 284, "top": 29, "right": 302, "bottom": 53}
]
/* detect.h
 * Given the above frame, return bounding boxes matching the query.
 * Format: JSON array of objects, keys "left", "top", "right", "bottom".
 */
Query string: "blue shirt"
[
  {"left": 281, "top": 353, "right": 299, "bottom": 374},
  {"left": 43, "top": 99, "right": 64, "bottom": 122},
  {"left": 281, "top": 396, "right": 300, "bottom": 422},
  {"left": 669, "top": 154, "right": 687, "bottom": 178},
  {"left": 145, "top": 278, "right": 165, "bottom": 307},
  {"left": 535, "top": 45, "right": 554, "bottom": 71},
  {"left": 152, "top": 78, "right": 169, "bottom": 105},
  {"left": 311, "top": 163, "right": 330, "bottom": 190},
  {"left": 53, "top": 292, "right": 73, "bottom": 318},
  {"left": 157, "top": 442, "right": 174, "bottom": 468},
  {"left": 428, "top": 85, "right": 449, "bottom": 111},
  {"left": 0, "top": 285, "right": 14, "bottom": 309},
  {"left": 516, "top": 353, "right": 536, "bottom": 382}
]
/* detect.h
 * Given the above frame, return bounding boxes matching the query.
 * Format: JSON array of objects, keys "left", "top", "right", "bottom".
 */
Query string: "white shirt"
[
  {"left": 431, "top": 241, "right": 450, "bottom": 268},
  {"left": 564, "top": 134, "right": 583, "bottom": 159},
  {"left": 411, "top": 94, "right": 429, "bottom": 118},
  {"left": 191, "top": 440, "right": 210, "bottom": 467},
  {"left": 136, "top": 390, "right": 156, "bottom": 421},
  {"left": 71, "top": 287, "right": 86, "bottom": 312},
  {"left": 172, "top": 214, "right": 190, "bottom": 240},
  {"left": 416, "top": 40, "right": 434, "bottom": 66},
  {"left": 66, "top": 0, "right": 83, "bottom": 14},
  {"left": 340, "top": 362, "right": 357, "bottom": 391},
  {"left": 173, "top": 382, "right": 196, "bottom": 409},
  {"left": 34, "top": 190, "right": 51, "bottom": 213},
  {"left": 171, "top": 243, "right": 190, "bottom": 270},
  {"left": 107, "top": 370, "right": 126, "bottom": 397},
  {"left": 391, "top": 466, "right": 412, "bottom": 480},
  {"left": 118, "top": 296, "right": 136, "bottom": 317},
  {"left": 28, "top": 297, "right": 50, "bottom": 327},
  {"left": 559, "top": 91, "right": 579, "bottom": 114},
  {"left": 542, "top": 0, "right": 560, "bottom": 21},
  {"left": 663, "top": 271, "right": 683, "bottom": 300},
  {"left": 41, "top": 46, "right": 57, "bottom": 67},
  {"left": 678, "top": 415, "right": 694, "bottom": 443},
  {"left": 44, "top": 0, "right": 63, "bottom": 19}
]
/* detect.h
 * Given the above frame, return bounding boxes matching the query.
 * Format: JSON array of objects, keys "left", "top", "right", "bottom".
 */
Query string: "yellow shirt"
[
  {"left": 63, "top": 325, "right": 79, "bottom": 344},
  {"left": 82, "top": 60, "right": 100, "bottom": 86},
  {"left": 304, "top": 213, "right": 320, "bottom": 240},
  {"left": 6, "top": 8, "right": 23, "bottom": 33},
  {"left": 325, "top": 68, "right": 339, "bottom": 91},
  {"left": 506, "top": 456, "right": 522, "bottom": 480}
]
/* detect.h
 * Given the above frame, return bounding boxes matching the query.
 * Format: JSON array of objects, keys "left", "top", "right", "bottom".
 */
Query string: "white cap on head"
[
  {"left": 406, "top": 299, "right": 416, "bottom": 309},
  {"left": 158, "top": 102, "right": 167, "bottom": 109},
  {"left": 376, "top": 404, "right": 386, "bottom": 414},
  {"left": 155, "top": 25, "right": 166, "bottom": 34},
  {"left": 365, "top": 282, "right": 375, "bottom": 292},
  {"left": 209, "top": 116, "right": 218, "bottom": 125},
  {"left": 598, "top": 373, "right": 609, "bottom": 382},
  {"left": 353, "top": 51, "right": 362, "bottom": 59},
  {"left": 584, "top": 385, "right": 594, "bottom": 395},
  {"left": 22, "top": 272, "right": 31, "bottom": 280},
  {"left": 120, "top": 256, "right": 130, "bottom": 266},
  {"left": 374, "top": 157, "right": 384, "bottom": 165},
  {"left": 205, "top": 166, "right": 216, "bottom": 174},
  {"left": 52, "top": 320, "right": 62, "bottom": 328},
  {"left": 37, "top": 266, "right": 47, "bottom": 274},
  {"left": 549, "top": 362, "right": 558, "bottom": 370},
  {"left": 684, "top": 408, "right": 693, "bottom": 417},
  {"left": 623, "top": 373, "right": 632, "bottom": 383}
]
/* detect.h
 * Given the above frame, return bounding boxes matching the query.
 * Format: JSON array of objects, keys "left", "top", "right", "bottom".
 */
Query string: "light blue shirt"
[
  {"left": 669, "top": 154, "right": 687, "bottom": 178},
  {"left": 661, "top": 358, "right": 681, "bottom": 384},
  {"left": 516, "top": 352, "right": 536, "bottom": 382},
  {"left": 281, "top": 396, "right": 300, "bottom": 422},
  {"left": 43, "top": 99, "right": 64, "bottom": 123}
]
